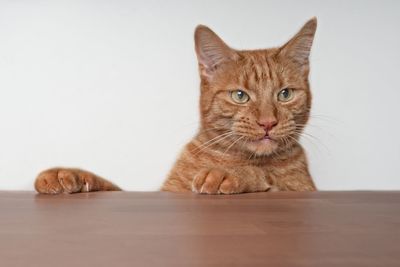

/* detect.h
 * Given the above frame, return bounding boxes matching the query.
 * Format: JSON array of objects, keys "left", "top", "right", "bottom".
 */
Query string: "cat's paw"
[
  {"left": 35, "top": 168, "right": 85, "bottom": 194},
  {"left": 192, "top": 168, "right": 242, "bottom": 194}
]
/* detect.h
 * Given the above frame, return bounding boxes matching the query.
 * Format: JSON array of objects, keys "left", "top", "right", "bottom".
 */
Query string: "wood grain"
[{"left": 0, "top": 191, "right": 399, "bottom": 267}]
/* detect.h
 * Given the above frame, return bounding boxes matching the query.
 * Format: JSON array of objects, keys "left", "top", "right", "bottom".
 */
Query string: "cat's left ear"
[
  {"left": 194, "top": 25, "right": 238, "bottom": 79},
  {"left": 278, "top": 17, "right": 317, "bottom": 70}
]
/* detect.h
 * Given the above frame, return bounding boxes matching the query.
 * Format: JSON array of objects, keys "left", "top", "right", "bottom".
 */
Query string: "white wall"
[{"left": 0, "top": 0, "right": 399, "bottom": 191}]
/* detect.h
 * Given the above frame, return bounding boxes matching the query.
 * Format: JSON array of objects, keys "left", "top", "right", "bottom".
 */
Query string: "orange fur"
[
  {"left": 35, "top": 18, "right": 317, "bottom": 194},
  {"left": 34, "top": 168, "right": 120, "bottom": 194},
  {"left": 162, "top": 18, "right": 317, "bottom": 193}
]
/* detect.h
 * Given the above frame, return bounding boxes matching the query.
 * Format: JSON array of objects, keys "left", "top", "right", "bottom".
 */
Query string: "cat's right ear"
[
  {"left": 194, "top": 25, "right": 238, "bottom": 79},
  {"left": 278, "top": 18, "right": 317, "bottom": 72}
]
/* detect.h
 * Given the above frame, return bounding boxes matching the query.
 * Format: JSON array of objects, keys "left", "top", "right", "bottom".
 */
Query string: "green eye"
[
  {"left": 230, "top": 90, "right": 250, "bottom": 104},
  {"left": 277, "top": 88, "right": 294, "bottom": 102}
]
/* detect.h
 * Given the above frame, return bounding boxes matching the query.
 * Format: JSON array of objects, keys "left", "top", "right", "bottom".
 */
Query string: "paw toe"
[
  {"left": 192, "top": 169, "right": 226, "bottom": 194},
  {"left": 201, "top": 169, "right": 225, "bottom": 194},
  {"left": 192, "top": 169, "right": 210, "bottom": 193},
  {"left": 219, "top": 176, "right": 240, "bottom": 194}
]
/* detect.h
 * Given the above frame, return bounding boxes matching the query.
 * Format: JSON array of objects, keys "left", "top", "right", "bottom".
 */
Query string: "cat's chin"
[{"left": 245, "top": 137, "right": 279, "bottom": 156}]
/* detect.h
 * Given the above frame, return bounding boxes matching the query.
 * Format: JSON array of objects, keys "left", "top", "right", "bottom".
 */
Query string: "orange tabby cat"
[{"left": 35, "top": 18, "right": 317, "bottom": 194}]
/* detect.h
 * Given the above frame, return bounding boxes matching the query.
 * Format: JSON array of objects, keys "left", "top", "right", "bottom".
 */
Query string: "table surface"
[{"left": 1, "top": 191, "right": 399, "bottom": 267}]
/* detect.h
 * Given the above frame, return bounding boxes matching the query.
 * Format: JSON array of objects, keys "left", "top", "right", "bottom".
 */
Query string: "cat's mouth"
[
  {"left": 257, "top": 133, "right": 274, "bottom": 142},
  {"left": 262, "top": 135, "right": 271, "bottom": 141},
  {"left": 258, "top": 135, "right": 276, "bottom": 146},
  {"left": 242, "top": 134, "right": 279, "bottom": 155}
]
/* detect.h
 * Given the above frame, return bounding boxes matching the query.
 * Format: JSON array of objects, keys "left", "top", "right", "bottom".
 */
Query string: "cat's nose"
[{"left": 257, "top": 119, "right": 278, "bottom": 133}]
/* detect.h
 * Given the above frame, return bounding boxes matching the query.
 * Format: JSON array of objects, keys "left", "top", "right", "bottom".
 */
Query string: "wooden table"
[{"left": 0, "top": 191, "right": 399, "bottom": 267}]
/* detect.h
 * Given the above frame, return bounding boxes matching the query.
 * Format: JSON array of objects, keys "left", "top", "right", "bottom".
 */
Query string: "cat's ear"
[
  {"left": 194, "top": 25, "right": 238, "bottom": 79},
  {"left": 278, "top": 17, "right": 317, "bottom": 70}
]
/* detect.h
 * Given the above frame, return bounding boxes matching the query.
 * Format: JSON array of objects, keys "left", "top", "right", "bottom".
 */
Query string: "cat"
[{"left": 35, "top": 18, "right": 317, "bottom": 194}]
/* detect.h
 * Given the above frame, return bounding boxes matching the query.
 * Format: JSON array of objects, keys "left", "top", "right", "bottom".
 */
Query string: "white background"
[{"left": 0, "top": 0, "right": 399, "bottom": 191}]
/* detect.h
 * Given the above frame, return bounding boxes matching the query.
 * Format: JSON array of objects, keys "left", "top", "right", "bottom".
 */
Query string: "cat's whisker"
[
  {"left": 192, "top": 132, "right": 236, "bottom": 155},
  {"left": 309, "top": 115, "right": 343, "bottom": 125},
  {"left": 281, "top": 136, "right": 291, "bottom": 149},
  {"left": 192, "top": 133, "right": 233, "bottom": 154},
  {"left": 292, "top": 130, "right": 329, "bottom": 154},
  {"left": 296, "top": 131, "right": 320, "bottom": 142},
  {"left": 286, "top": 135, "right": 302, "bottom": 148},
  {"left": 222, "top": 136, "right": 245, "bottom": 156},
  {"left": 297, "top": 123, "right": 337, "bottom": 141},
  {"left": 295, "top": 123, "right": 323, "bottom": 130},
  {"left": 293, "top": 130, "right": 322, "bottom": 144}
]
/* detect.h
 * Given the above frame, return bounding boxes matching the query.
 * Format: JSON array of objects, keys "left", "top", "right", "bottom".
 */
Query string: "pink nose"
[{"left": 257, "top": 119, "right": 277, "bottom": 133}]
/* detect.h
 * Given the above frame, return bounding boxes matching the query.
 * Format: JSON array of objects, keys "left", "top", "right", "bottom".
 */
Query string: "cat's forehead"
[{"left": 235, "top": 49, "right": 283, "bottom": 90}]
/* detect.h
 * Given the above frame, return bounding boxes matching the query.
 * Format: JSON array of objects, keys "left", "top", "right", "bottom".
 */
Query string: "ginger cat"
[{"left": 35, "top": 18, "right": 317, "bottom": 194}]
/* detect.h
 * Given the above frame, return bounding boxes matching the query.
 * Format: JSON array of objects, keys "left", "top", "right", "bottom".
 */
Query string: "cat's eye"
[
  {"left": 230, "top": 90, "right": 250, "bottom": 104},
  {"left": 277, "top": 88, "right": 294, "bottom": 102}
]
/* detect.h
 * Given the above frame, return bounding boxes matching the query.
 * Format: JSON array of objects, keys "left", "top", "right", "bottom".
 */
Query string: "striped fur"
[
  {"left": 34, "top": 18, "right": 317, "bottom": 194},
  {"left": 162, "top": 18, "right": 317, "bottom": 193}
]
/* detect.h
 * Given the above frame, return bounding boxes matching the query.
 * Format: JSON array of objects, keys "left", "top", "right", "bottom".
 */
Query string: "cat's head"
[{"left": 195, "top": 18, "right": 317, "bottom": 156}]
